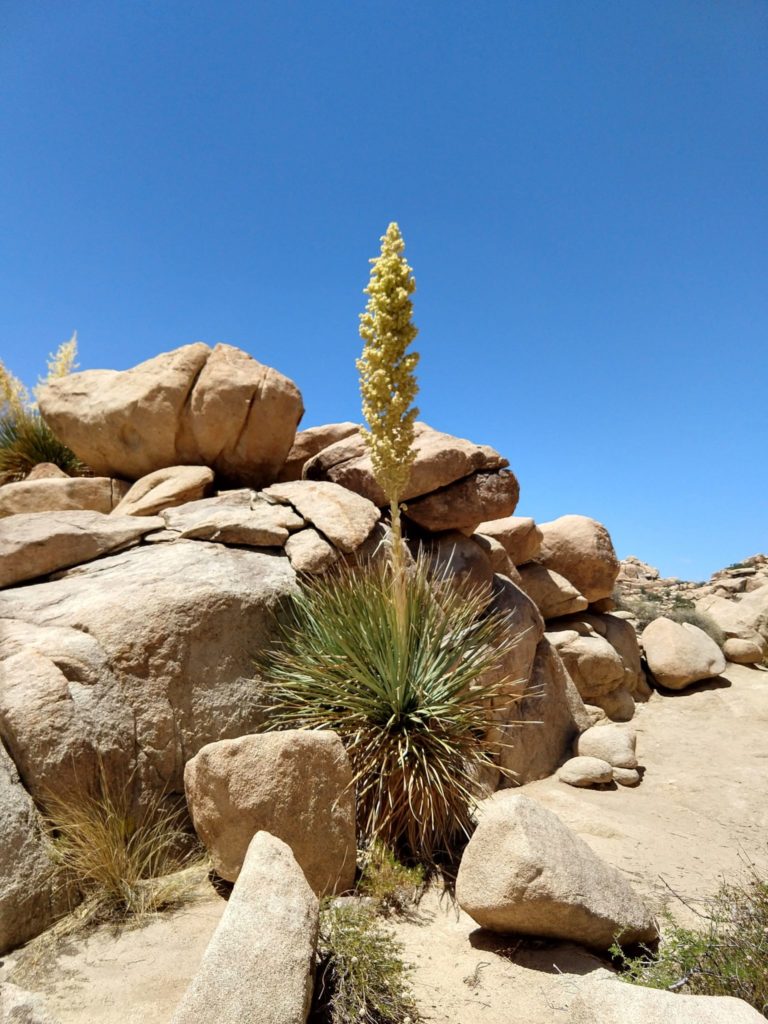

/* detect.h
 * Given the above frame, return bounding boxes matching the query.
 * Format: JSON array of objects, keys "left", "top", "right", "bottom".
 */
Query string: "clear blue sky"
[{"left": 2, "top": 2, "right": 766, "bottom": 580}]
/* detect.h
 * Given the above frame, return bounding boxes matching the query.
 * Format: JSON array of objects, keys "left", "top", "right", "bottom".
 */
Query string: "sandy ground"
[{"left": 3, "top": 662, "right": 766, "bottom": 1023}]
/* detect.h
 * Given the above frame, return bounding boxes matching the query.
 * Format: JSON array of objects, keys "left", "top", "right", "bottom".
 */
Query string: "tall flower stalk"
[{"left": 357, "top": 223, "right": 420, "bottom": 615}]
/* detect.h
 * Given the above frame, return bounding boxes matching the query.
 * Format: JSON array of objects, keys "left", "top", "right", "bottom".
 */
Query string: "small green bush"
[
  {"left": 611, "top": 869, "right": 768, "bottom": 1015},
  {"left": 260, "top": 552, "right": 522, "bottom": 863},
  {"left": 312, "top": 901, "right": 421, "bottom": 1024},
  {"left": 0, "top": 410, "right": 87, "bottom": 481},
  {"left": 357, "top": 843, "right": 426, "bottom": 915},
  {"left": 665, "top": 606, "right": 725, "bottom": 647}
]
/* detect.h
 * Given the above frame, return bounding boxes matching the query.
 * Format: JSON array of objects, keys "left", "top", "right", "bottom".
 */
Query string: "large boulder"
[
  {"left": 456, "top": 793, "right": 658, "bottom": 949},
  {"left": 641, "top": 617, "right": 726, "bottom": 689},
  {"left": 277, "top": 422, "right": 359, "bottom": 482},
  {"left": 0, "top": 745, "right": 69, "bottom": 954},
  {"left": 497, "top": 638, "right": 591, "bottom": 785},
  {"left": 0, "top": 476, "right": 129, "bottom": 518},
  {"left": 538, "top": 515, "right": 620, "bottom": 603},
  {"left": 303, "top": 421, "right": 507, "bottom": 506},
  {"left": 723, "top": 636, "right": 765, "bottom": 664},
  {"left": 170, "top": 832, "right": 318, "bottom": 1024},
  {"left": 518, "top": 564, "right": 588, "bottom": 619},
  {"left": 261, "top": 480, "right": 379, "bottom": 553},
  {"left": 184, "top": 730, "right": 356, "bottom": 896},
  {"left": 545, "top": 627, "right": 626, "bottom": 703},
  {"left": 38, "top": 343, "right": 304, "bottom": 487},
  {"left": 569, "top": 968, "right": 766, "bottom": 1023},
  {"left": 404, "top": 470, "right": 520, "bottom": 533},
  {"left": 112, "top": 466, "right": 214, "bottom": 517},
  {"left": 0, "top": 510, "right": 162, "bottom": 588},
  {"left": 420, "top": 532, "right": 495, "bottom": 596},
  {"left": 0, "top": 540, "right": 296, "bottom": 808},
  {"left": 475, "top": 516, "right": 542, "bottom": 566}
]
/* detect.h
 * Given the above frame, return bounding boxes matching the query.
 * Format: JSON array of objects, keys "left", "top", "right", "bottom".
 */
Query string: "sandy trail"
[{"left": 2, "top": 662, "right": 765, "bottom": 1023}]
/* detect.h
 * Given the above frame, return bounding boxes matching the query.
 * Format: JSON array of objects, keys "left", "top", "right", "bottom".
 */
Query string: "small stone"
[{"left": 558, "top": 756, "right": 613, "bottom": 788}]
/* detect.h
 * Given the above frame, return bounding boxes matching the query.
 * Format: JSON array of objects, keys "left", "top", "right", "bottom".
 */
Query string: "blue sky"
[{"left": 1, "top": 1, "right": 766, "bottom": 579}]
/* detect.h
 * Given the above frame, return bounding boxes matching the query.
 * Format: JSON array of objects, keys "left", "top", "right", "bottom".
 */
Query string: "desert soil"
[{"left": 2, "top": 662, "right": 766, "bottom": 1024}]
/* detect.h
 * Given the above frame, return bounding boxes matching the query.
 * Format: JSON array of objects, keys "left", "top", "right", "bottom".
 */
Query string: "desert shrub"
[
  {"left": 0, "top": 334, "right": 85, "bottom": 480},
  {"left": 357, "top": 842, "right": 426, "bottom": 915},
  {"left": 611, "top": 869, "right": 768, "bottom": 1015},
  {"left": 260, "top": 552, "right": 521, "bottom": 864},
  {"left": 614, "top": 593, "right": 664, "bottom": 630},
  {"left": 44, "top": 770, "right": 205, "bottom": 930},
  {"left": 665, "top": 606, "right": 725, "bottom": 647},
  {"left": 312, "top": 901, "right": 420, "bottom": 1024},
  {"left": 0, "top": 410, "right": 87, "bottom": 481}
]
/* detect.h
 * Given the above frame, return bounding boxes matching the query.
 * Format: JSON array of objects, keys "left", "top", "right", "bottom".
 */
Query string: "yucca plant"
[
  {"left": 260, "top": 553, "right": 521, "bottom": 863},
  {"left": 43, "top": 769, "right": 205, "bottom": 930},
  {"left": 0, "top": 409, "right": 87, "bottom": 481}
]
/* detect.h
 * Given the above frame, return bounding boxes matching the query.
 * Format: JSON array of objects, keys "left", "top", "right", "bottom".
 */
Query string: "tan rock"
[
  {"left": 558, "top": 756, "right": 613, "bottom": 787},
  {"left": 472, "top": 533, "right": 518, "bottom": 578},
  {"left": 570, "top": 967, "right": 765, "bottom": 1023},
  {"left": 546, "top": 628, "right": 625, "bottom": 701},
  {"left": 0, "top": 476, "right": 129, "bottom": 517},
  {"left": 591, "top": 686, "right": 635, "bottom": 722},
  {"left": 0, "top": 510, "right": 162, "bottom": 588},
  {"left": 404, "top": 470, "right": 520, "bottom": 533},
  {"left": 25, "top": 463, "right": 69, "bottom": 481},
  {"left": 170, "top": 832, "right": 318, "bottom": 1024},
  {"left": 284, "top": 528, "right": 340, "bottom": 573},
  {"left": 277, "top": 422, "right": 360, "bottom": 482},
  {"left": 38, "top": 343, "right": 304, "bottom": 487},
  {"left": 303, "top": 421, "right": 507, "bottom": 506},
  {"left": 695, "top": 593, "right": 767, "bottom": 656},
  {"left": 420, "top": 531, "right": 494, "bottom": 596},
  {"left": 642, "top": 617, "right": 726, "bottom": 689},
  {"left": 0, "top": 983, "right": 62, "bottom": 1024},
  {"left": 612, "top": 767, "right": 641, "bottom": 786},
  {"left": 518, "top": 564, "right": 588, "bottom": 619},
  {"left": 456, "top": 793, "right": 657, "bottom": 948},
  {"left": 184, "top": 730, "right": 356, "bottom": 896},
  {"left": 475, "top": 516, "right": 542, "bottom": 566},
  {"left": 176, "top": 508, "right": 292, "bottom": 547},
  {"left": 113, "top": 466, "right": 214, "bottom": 517},
  {"left": 0, "top": 745, "right": 69, "bottom": 954},
  {"left": 723, "top": 636, "right": 764, "bottom": 664},
  {"left": 261, "top": 480, "right": 379, "bottom": 553},
  {"left": 576, "top": 722, "right": 637, "bottom": 769},
  {"left": 497, "top": 638, "right": 590, "bottom": 785},
  {"left": 538, "top": 515, "right": 620, "bottom": 602},
  {"left": 0, "top": 541, "right": 296, "bottom": 808}
]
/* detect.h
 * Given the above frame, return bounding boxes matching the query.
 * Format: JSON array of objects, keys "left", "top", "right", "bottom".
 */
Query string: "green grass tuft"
[{"left": 0, "top": 410, "right": 87, "bottom": 481}]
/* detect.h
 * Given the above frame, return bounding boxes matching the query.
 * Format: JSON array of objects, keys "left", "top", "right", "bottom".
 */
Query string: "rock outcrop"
[
  {"left": 113, "top": 466, "right": 214, "bottom": 517},
  {"left": 537, "top": 515, "right": 620, "bottom": 603},
  {"left": 0, "top": 476, "right": 129, "bottom": 518}
]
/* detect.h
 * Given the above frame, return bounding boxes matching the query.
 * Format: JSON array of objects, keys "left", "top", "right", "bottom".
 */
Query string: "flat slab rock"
[
  {"left": 113, "top": 465, "right": 214, "bottom": 517},
  {"left": 457, "top": 793, "right": 657, "bottom": 949},
  {"left": 261, "top": 479, "right": 379, "bottom": 553},
  {"left": 0, "top": 510, "right": 162, "bottom": 588},
  {"left": 303, "top": 421, "right": 508, "bottom": 506},
  {"left": 162, "top": 492, "right": 304, "bottom": 547},
  {"left": 0, "top": 476, "right": 129, "bottom": 518}
]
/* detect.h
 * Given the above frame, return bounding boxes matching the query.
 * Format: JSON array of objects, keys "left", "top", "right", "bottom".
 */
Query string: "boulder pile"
[{"left": 1, "top": 340, "right": 764, "bottom": 964}]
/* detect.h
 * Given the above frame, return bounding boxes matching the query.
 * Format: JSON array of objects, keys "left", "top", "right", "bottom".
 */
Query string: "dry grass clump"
[
  {"left": 260, "top": 552, "right": 521, "bottom": 864},
  {"left": 612, "top": 866, "right": 768, "bottom": 1015},
  {"left": 312, "top": 901, "right": 421, "bottom": 1024},
  {"left": 43, "top": 772, "right": 205, "bottom": 933}
]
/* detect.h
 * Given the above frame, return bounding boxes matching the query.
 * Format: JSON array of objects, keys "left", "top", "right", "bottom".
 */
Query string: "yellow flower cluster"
[{"left": 357, "top": 223, "right": 420, "bottom": 508}]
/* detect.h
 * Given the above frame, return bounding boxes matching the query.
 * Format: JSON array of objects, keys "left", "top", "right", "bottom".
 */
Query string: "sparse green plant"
[
  {"left": 665, "top": 606, "right": 725, "bottom": 647},
  {"left": 43, "top": 768, "right": 205, "bottom": 931},
  {"left": 0, "top": 333, "right": 86, "bottom": 480},
  {"left": 312, "top": 900, "right": 421, "bottom": 1024},
  {"left": 611, "top": 868, "right": 768, "bottom": 1015},
  {"left": 357, "top": 842, "right": 426, "bottom": 915},
  {"left": 260, "top": 552, "right": 521, "bottom": 863}
]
